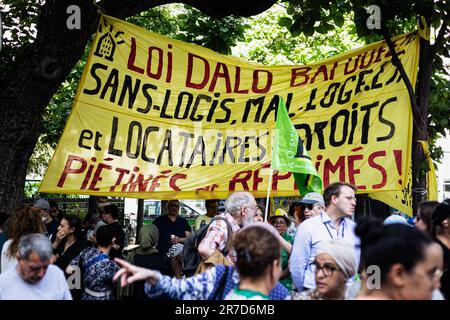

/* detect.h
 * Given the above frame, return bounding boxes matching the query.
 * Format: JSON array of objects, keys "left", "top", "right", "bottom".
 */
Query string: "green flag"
[{"left": 271, "top": 98, "right": 323, "bottom": 195}]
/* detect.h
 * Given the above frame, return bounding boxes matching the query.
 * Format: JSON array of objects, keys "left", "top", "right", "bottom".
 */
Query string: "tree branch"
[
  {"left": 100, "top": 0, "right": 278, "bottom": 19},
  {"left": 181, "top": 0, "right": 278, "bottom": 18},
  {"left": 431, "top": 15, "right": 449, "bottom": 58},
  {"left": 100, "top": 0, "right": 174, "bottom": 19},
  {"left": 379, "top": 25, "right": 420, "bottom": 120}
]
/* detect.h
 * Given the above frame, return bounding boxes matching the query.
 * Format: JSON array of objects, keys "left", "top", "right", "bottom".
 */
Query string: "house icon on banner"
[{"left": 94, "top": 18, "right": 125, "bottom": 62}]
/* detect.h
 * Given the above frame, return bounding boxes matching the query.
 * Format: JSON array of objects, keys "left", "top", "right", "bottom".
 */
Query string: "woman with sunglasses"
[
  {"left": 288, "top": 193, "right": 325, "bottom": 228},
  {"left": 292, "top": 238, "right": 356, "bottom": 300},
  {"left": 414, "top": 201, "right": 440, "bottom": 234}
]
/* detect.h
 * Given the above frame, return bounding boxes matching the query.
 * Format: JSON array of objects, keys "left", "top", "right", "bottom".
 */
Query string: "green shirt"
[
  {"left": 280, "top": 232, "right": 294, "bottom": 291},
  {"left": 225, "top": 288, "right": 270, "bottom": 300}
]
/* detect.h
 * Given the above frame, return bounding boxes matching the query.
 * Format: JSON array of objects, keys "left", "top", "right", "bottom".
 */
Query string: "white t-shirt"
[
  {"left": 0, "top": 240, "right": 17, "bottom": 273},
  {"left": 0, "top": 264, "right": 72, "bottom": 300}
]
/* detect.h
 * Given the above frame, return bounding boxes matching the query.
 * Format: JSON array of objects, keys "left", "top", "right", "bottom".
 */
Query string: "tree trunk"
[
  {"left": 0, "top": 1, "right": 98, "bottom": 213},
  {"left": 412, "top": 36, "right": 434, "bottom": 213}
]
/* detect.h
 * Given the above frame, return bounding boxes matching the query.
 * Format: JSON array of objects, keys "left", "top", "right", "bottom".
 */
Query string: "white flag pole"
[{"left": 264, "top": 169, "right": 273, "bottom": 222}]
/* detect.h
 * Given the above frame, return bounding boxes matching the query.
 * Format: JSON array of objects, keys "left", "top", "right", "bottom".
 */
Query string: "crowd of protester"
[{"left": 0, "top": 183, "right": 448, "bottom": 301}]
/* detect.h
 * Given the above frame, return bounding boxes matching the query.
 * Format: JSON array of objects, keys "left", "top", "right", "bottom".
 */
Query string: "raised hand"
[{"left": 113, "top": 258, "right": 160, "bottom": 287}]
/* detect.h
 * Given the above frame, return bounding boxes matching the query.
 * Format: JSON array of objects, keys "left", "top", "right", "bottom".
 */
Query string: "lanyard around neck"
[{"left": 321, "top": 213, "right": 344, "bottom": 239}]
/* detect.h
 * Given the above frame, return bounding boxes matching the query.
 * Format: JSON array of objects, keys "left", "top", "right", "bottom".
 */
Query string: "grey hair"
[
  {"left": 18, "top": 233, "right": 53, "bottom": 261},
  {"left": 225, "top": 192, "right": 253, "bottom": 217}
]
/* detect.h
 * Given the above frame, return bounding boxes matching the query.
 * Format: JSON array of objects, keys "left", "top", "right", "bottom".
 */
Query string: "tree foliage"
[
  {"left": 277, "top": 1, "right": 449, "bottom": 208},
  {"left": 239, "top": 4, "right": 363, "bottom": 65},
  {"left": 28, "top": 4, "right": 250, "bottom": 177}
]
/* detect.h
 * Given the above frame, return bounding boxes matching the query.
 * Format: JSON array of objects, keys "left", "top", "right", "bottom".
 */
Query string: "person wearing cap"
[
  {"left": 32, "top": 199, "right": 59, "bottom": 243},
  {"left": 269, "top": 208, "right": 294, "bottom": 290},
  {"left": 290, "top": 182, "right": 360, "bottom": 292},
  {"left": 298, "top": 192, "right": 325, "bottom": 220},
  {"left": 296, "top": 192, "right": 325, "bottom": 221},
  {"left": 292, "top": 238, "right": 356, "bottom": 300},
  {"left": 287, "top": 193, "right": 324, "bottom": 238}
]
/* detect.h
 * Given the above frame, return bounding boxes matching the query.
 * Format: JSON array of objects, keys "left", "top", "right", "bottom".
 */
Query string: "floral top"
[
  {"left": 144, "top": 264, "right": 290, "bottom": 300},
  {"left": 70, "top": 246, "right": 120, "bottom": 300},
  {"left": 291, "top": 289, "right": 324, "bottom": 300}
]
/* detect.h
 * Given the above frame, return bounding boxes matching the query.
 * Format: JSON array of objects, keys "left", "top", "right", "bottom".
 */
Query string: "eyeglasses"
[
  {"left": 313, "top": 261, "right": 341, "bottom": 277},
  {"left": 301, "top": 204, "right": 316, "bottom": 210},
  {"left": 272, "top": 220, "right": 287, "bottom": 226}
]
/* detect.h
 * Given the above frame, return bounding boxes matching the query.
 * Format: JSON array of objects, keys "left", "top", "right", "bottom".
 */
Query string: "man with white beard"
[{"left": 198, "top": 192, "right": 259, "bottom": 265}]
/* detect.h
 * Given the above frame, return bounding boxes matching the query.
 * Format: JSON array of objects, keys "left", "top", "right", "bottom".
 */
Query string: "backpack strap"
[
  {"left": 84, "top": 253, "right": 109, "bottom": 271},
  {"left": 210, "top": 217, "right": 233, "bottom": 256}
]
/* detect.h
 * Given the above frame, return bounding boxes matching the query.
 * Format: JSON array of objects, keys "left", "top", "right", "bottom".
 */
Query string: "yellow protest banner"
[
  {"left": 39, "top": 15, "right": 419, "bottom": 199},
  {"left": 369, "top": 141, "right": 438, "bottom": 217},
  {"left": 369, "top": 167, "right": 413, "bottom": 216},
  {"left": 420, "top": 140, "right": 438, "bottom": 201}
]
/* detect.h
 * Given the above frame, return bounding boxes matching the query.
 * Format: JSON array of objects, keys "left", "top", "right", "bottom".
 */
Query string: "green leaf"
[
  {"left": 304, "top": 26, "right": 315, "bottom": 36},
  {"left": 279, "top": 17, "right": 293, "bottom": 27},
  {"left": 334, "top": 15, "right": 345, "bottom": 27}
]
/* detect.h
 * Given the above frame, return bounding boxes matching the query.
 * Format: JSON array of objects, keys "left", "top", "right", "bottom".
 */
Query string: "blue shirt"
[{"left": 289, "top": 212, "right": 360, "bottom": 291}]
